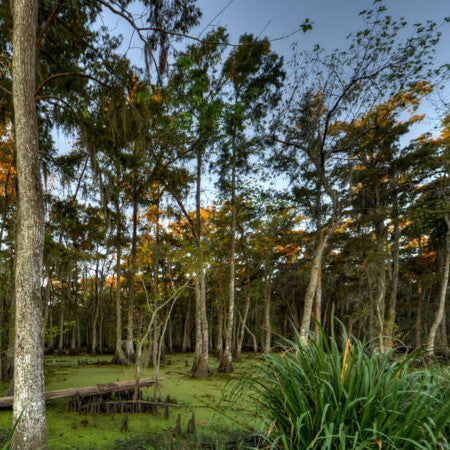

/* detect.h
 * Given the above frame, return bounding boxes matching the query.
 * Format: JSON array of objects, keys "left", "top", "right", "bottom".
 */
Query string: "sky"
[
  {"left": 54, "top": 0, "right": 449, "bottom": 198},
  {"left": 98, "top": 0, "right": 449, "bottom": 134},
  {"left": 195, "top": 0, "right": 449, "bottom": 59},
  {"left": 193, "top": 0, "right": 449, "bottom": 130}
]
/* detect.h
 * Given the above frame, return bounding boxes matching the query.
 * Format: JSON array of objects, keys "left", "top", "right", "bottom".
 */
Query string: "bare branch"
[{"left": 35, "top": 72, "right": 116, "bottom": 96}]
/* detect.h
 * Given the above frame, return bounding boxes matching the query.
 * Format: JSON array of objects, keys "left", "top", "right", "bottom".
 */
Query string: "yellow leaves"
[
  {"left": 200, "top": 208, "right": 210, "bottom": 221},
  {"left": 403, "top": 237, "right": 419, "bottom": 250},
  {"left": 384, "top": 81, "right": 433, "bottom": 113},
  {"left": 347, "top": 81, "right": 433, "bottom": 136},
  {"left": 403, "top": 114, "right": 425, "bottom": 125},
  {"left": 276, "top": 244, "right": 301, "bottom": 256},
  {"left": 0, "top": 121, "right": 16, "bottom": 200},
  {"left": 351, "top": 182, "right": 363, "bottom": 193},
  {"left": 105, "top": 276, "right": 115, "bottom": 288},
  {"left": 334, "top": 218, "right": 352, "bottom": 234},
  {"left": 399, "top": 218, "right": 411, "bottom": 229},
  {"left": 152, "top": 93, "right": 163, "bottom": 104}
]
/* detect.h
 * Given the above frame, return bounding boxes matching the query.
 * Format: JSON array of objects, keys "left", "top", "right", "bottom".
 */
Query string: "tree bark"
[
  {"left": 299, "top": 232, "right": 330, "bottom": 345},
  {"left": 91, "top": 259, "right": 100, "bottom": 354},
  {"left": 182, "top": 299, "right": 191, "bottom": 352},
  {"left": 385, "top": 203, "right": 400, "bottom": 349},
  {"left": 11, "top": 0, "right": 48, "bottom": 446},
  {"left": 235, "top": 279, "right": 251, "bottom": 361},
  {"left": 426, "top": 215, "right": 450, "bottom": 356},
  {"left": 262, "top": 271, "right": 272, "bottom": 354},
  {"left": 191, "top": 151, "right": 209, "bottom": 378},
  {"left": 215, "top": 303, "right": 224, "bottom": 357},
  {"left": 313, "top": 266, "right": 322, "bottom": 338},
  {"left": 219, "top": 146, "right": 237, "bottom": 373},
  {"left": 192, "top": 265, "right": 209, "bottom": 378},
  {"left": 126, "top": 197, "right": 138, "bottom": 360},
  {"left": 112, "top": 211, "right": 127, "bottom": 364}
]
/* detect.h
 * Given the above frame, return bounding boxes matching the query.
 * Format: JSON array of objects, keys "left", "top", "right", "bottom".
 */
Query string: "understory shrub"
[{"left": 239, "top": 325, "right": 450, "bottom": 449}]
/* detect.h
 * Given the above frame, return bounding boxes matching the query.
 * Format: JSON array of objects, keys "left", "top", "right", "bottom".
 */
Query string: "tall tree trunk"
[
  {"left": 385, "top": 203, "right": 400, "bottom": 349},
  {"left": 112, "top": 212, "right": 127, "bottom": 364},
  {"left": 219, "top": 147, "right": 237, "bottom": 373},
  {"left": 439, "top": 309, "right": 448, "bottom": 353},
  {"left": 126, "top": 198, "right": 138, "bottom": 360},
  {"left": 373, "top": 193, "right": 388, "bottom": 350},
  {"left": 415, "top": 283, "right": 423, "bottom": 349},
  {"left": 191, "top": 151, "right": 209, "bottom": 378},
  {"left": 193, "top": 265, "right": 209, "bottom": 378},
  {"left": 426, "top": 215, "right": 450, "bottom": 356},
  {"left": 182, "top": 299, "right": 191, "bottom": 352},
  {"left": 58, "top": 306, "right": 64, "bottom": 352},
  {"left": 99, "top": 300, "right": 104, "bottom": 353},
  {"left": 167, "top": 317, "right": 173, "bottom": 353},
  {"left": 192, "top": 274, "right": 203, "bottom": 366},
  {"left": 215, "top": 303, "right": 224, "bottom": 357},
  {"left": 44, "top": 268, "right": 52, "bottom": 350},
  {"left": 91, "top": 260, "right": 100, "bottom": 354},
  {"left": 299, "top": 232, "right": 330, "bottom": 345},
  {"left": 375, "top": 268, "right": 387, "bottom": 351},
  {"left": 262, "top": 271, "right": 272, "bottom": 354},
  {"left": 313, "top": 266, "right": 322, "bottom": 338},
  {"left": 11, "top": 0, "right": 47, "bottom": 446}
]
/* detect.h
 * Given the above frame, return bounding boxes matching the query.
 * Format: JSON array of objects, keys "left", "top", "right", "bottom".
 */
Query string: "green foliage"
[{"left": 239, "top": 324, "right": 450, "bottom": 449}]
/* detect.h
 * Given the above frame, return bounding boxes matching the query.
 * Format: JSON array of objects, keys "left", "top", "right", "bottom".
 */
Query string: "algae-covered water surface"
[{"left": 0, "top": 354, "right": 261, "bottom": 449}]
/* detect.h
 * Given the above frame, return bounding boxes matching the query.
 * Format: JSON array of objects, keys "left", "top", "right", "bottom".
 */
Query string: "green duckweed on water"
[{"left": 0, "top": 353, "right": 261, "bottom": 449}]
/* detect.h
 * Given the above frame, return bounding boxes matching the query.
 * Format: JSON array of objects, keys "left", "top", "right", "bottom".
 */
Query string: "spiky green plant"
[{"left": 239, "top": 325, "right": 449, "bottom": 449}]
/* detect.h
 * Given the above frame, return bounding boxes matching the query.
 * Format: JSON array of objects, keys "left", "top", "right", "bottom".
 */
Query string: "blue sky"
[
  {"left": 106, "top": 0, "right": 448, "bottom": 136},
  {"left": 56, "top": 1, "right": 449, "bottom": 164},
  {"left": 195, "top": 0, "right": 448, "bottom": 59}
]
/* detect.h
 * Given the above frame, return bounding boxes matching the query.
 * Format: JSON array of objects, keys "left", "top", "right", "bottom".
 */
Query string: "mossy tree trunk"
[{"left": 11, "top": 0, "right": 47, "bottom": 446}]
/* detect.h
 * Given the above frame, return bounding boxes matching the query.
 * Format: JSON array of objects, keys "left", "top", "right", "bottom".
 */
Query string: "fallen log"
[{"left": 0, "top": 377, "right": 163, "bottom": 408}]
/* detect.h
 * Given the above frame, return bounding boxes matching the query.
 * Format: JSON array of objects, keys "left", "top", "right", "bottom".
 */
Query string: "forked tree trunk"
[
  {"left": 299, "top": 232, "right": 330, "bottom": 345},
  {"left": 426, "top": 215, "right": 450, "bottom": 356},
  {"left": 235, "top": 280, "right": 251, "bottom": 361},
  {"left": 11, "top": 0, "right": 47, "bottom": 446}
]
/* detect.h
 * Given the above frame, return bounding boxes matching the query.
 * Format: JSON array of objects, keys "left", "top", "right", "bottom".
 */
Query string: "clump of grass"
[{"left": 240, "top": 324, "right": 450, "bottom": 449}]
